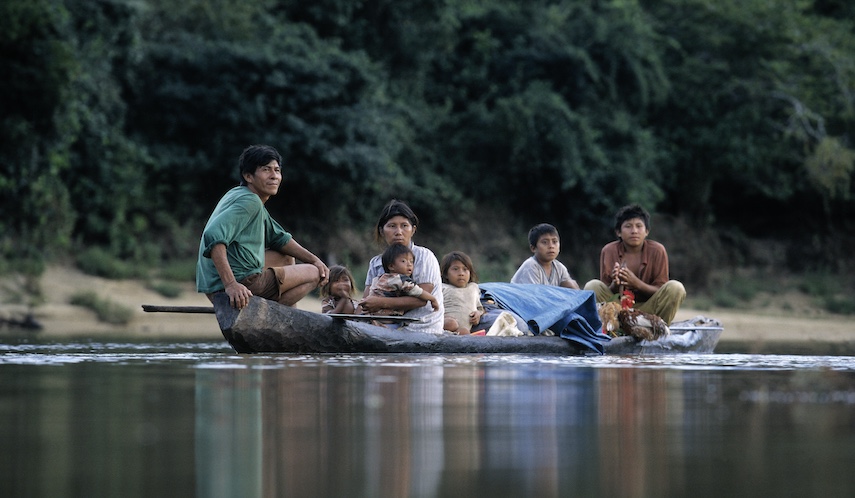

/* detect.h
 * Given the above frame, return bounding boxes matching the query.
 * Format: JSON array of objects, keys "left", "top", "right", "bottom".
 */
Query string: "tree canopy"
[{"left": 2, "top": 0, "right": 853, "bottom": 282}]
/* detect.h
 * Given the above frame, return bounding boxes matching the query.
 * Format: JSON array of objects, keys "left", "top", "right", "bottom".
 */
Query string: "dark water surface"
[{"left": 3, "top": 337, "right": 855, "bottom": 497}]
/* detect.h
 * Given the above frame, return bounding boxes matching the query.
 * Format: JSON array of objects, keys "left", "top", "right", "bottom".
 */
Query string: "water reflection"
[
  {"left": 191, "top": 354, "right": 855, "bottom": 497},
  {"left": 196, "top": 369, "right": 262, "bottom": 497},
  {"left": 3, "top": 341, "right": 855, "bottom": 497}
]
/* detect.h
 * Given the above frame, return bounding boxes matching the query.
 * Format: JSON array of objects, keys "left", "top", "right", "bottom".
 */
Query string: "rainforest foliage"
[{"left": 2, "top": 0, "right": 854, "bottom": 283}]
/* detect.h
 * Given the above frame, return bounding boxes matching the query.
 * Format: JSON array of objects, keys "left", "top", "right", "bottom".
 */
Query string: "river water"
[{"left": 2, "top": 336, "right": 855, "bottom": 497}]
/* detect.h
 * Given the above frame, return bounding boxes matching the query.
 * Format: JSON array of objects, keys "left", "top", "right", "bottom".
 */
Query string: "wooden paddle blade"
[{"left": 142, "top": 305, "right": 215, "bottom": 313}]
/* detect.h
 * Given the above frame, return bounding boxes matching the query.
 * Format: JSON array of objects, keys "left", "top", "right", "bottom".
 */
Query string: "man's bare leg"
[
  {"left": 274, "top": 264, "right": 321, "bottom": 306},
  {"left": 265, "top": 250, "right": 295, "bottom": 267}
]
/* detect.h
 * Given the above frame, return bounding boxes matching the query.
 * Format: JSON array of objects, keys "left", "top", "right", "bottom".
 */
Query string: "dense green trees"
[{"left": 1, "top": 0, "right": 853, "bottom": 282}]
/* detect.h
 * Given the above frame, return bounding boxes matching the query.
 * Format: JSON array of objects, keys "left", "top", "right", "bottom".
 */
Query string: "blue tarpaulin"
[{"left": 479, "top": 282, "right": 608, "bottom": 354}]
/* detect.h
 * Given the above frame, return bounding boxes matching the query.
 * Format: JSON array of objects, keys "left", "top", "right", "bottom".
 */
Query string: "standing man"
[
  {"left": 196, "top": 144, "right": 328, "bottom": 309},
  {"left": 584, "top": 204, "right": 685, "bottom": 324}
]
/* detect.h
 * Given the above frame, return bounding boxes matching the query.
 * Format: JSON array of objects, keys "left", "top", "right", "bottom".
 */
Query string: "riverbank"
[{"left": 2, "top": 266, "right": 853, "bottom": 354}]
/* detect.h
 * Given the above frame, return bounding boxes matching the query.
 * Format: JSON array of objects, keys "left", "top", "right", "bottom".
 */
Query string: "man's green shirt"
[{"left": 196, "top": 186, "right": 292, "bottom": 293}]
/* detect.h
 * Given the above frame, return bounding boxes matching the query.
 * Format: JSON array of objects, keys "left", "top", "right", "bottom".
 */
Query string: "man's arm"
[
  {"left": 622, "top": 242, "right": 668, "bottom": 300},
  {"left": 211, "top": 243, "right": 253, "bottom": 309},
  {"left": 617, "top": 267, "right": 660, "bottom": 300}
]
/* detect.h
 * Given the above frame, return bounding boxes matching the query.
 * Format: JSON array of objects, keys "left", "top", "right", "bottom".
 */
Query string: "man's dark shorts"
[{"left": 240, "top": 267, "right": 288, "bottom": 301}]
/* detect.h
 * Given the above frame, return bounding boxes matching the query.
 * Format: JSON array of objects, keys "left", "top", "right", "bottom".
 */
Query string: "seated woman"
[{"left": 359, "top": 200, "right": 444, "bottom": 335}]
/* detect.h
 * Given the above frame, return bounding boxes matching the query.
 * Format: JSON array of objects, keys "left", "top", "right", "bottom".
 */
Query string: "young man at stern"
[
  {"left": 584, "top": 204, "right": 685, "bottom": 324},
  {"left": 196, "top": 144, "right": 329, "bottom": 309}
]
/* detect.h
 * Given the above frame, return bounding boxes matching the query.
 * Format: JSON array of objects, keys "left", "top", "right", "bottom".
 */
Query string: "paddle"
[
  {"left": 141, "top": 305, "right": 419, "bottom": 322},
  {"left": 669, "top": 325, "right": 723, "bottom": 331},
  {"left": 142, "top": 305, "right": 215, "bottom": 313}
]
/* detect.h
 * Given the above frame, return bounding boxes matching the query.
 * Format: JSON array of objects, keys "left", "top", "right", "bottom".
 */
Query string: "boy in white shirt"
[{"left": 511, "top": 223, "right": 580, "bottom": 289}]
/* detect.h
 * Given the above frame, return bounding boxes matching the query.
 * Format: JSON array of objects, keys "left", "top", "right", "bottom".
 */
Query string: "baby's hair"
[
  {"left": 320, "top": 265, "right": 356, "bottom": 298},
  {"left": 440, "top": 251, "right": 478, "bottom": 283},
  {"left": 528, "top": 223, "right": 559, "bottom": 248},
  {"left": 381, "top": 243, "right": 414, "bottom": 272}
]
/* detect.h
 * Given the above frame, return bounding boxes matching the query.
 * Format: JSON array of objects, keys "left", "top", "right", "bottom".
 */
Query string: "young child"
[
  {"left": 441, "top": 251, "right": 529, "bottom": 336},
  {"left": 440, "top": 251, "right": 485, "bottom": 335},
  {"left": 510, "top": 223, "right": 580, "bottom": 289},
  {"left": 320, "top": 265, "right": 360, "bottom": 314},
  {"left": 366, "top": 243, "right": 440, "bottom": 316},
  {"left": 583, "top": 204, "right": 686, "bottom": 325}
]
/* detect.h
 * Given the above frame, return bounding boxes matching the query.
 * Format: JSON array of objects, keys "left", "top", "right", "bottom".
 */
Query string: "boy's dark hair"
[
  {"left": 381, "top": 243, "right": 414, "bottom": 272},
  {"left": 374, "top": 199, "right": 419, "bottom": 243},
  {"left": 238, "top": 145, "right": 282, "bottom": 185},
  {"left": 440, "top": 251, "right": 478, "bottom": 283},
  {"left": 528, "top": 223, "right": 559, "bottom": 248},
  {"left": 613, "top": 204, "right": 651, "bottom": 232}
]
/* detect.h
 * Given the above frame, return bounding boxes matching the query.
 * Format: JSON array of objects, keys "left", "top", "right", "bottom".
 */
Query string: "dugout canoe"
[{"left": 211, "top": 294, "right": 723, "bottom": 355}]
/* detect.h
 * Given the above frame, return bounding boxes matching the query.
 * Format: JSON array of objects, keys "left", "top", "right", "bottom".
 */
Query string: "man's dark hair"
[
  {"left": 614, "top": 204, "right": 651, "bottom": 232},
  {"left": 381, "top": 243, "right": 414, "bottom": 273},
  {"left": 238, "top": 145, "right": 282, "bottom": 185},
  {"left": 528, "top": 223, "right": 559, "bottom": 248}
]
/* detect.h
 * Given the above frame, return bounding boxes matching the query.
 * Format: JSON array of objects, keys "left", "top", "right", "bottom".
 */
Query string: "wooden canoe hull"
[{"left": 213, "top": 294, "right": 723, "bottom": 355}]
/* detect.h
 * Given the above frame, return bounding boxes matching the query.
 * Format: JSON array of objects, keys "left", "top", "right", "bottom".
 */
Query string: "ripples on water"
[
  {"left": 0, "top": 340, "right": 232, "bottom": 365},
  {"left": 4, "top": 339, "right": 855, "bottom": 371},
  {"left": 3, "top": 337, "right": 855, "bottom": 497}
]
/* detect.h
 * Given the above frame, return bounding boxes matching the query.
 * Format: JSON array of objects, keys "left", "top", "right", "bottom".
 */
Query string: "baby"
[{"left": 365, "top": 243, "right": 439, "bottom": 316}]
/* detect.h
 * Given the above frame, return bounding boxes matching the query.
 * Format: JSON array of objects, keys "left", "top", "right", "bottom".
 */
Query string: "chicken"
[
  {"left": 598, "top": 301, "right": 622, "bottom": 337},
  {"left": 619, "top": 289, "right": 635, "bottom": 309},
  {"left": 617, "top": 308, "right": 670, "bottom": 341},
  {"left": 598, "top": 290, "right": 634, "bottom": 337},
  {"left": 598, "top": 289, "right": 670, "bottom": 341}
]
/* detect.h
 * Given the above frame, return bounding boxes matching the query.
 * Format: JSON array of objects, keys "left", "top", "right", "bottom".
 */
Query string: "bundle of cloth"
[{"left": 478, "top": 282, "right": 608, "bottom": 354}]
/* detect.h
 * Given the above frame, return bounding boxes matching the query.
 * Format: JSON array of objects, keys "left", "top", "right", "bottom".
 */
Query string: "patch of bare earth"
[
  {"left": 3, "top": 267, "right": 852, "bottom": 353},
  {"left": 677, "top": 289, "right": 855, "bottom": 353},
  {"left": 3, "top": 266, "right": 322, "bottom": 339}
]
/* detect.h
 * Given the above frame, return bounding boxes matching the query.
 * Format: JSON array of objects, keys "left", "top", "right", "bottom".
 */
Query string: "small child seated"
[
  {"left": 367, "top": 243, "right": 440, "bottom": 316},
  {"left": 440, "top": 251, "right": 485, "bottom": 335},
  {"left": 320, "top": 265, "right": 360, "bottom": 314},
  {"left": 441, "top": 251, "right": 528, "bottom": 336}
]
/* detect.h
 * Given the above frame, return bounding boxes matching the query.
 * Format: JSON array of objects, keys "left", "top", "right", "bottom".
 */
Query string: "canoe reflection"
[{"left": 195, "top": 360, "right": 673, "bottom": 497}]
